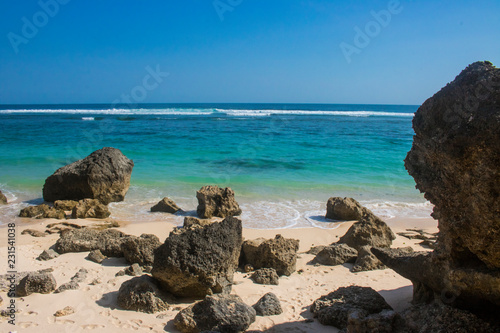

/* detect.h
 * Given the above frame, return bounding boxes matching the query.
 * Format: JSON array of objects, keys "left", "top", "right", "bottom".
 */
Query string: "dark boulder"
[
  {"left": 71, "top": 199, "right": 111, "bottom": 219},
  {"left": 253, "top": 292, "right": 283, "bottom": 316},
  {"left": 241, "top": 235, "right": 299, "bottom": 276},
  {"left": 43, "top": 147, "right": 134, "bottom": 204},
  {"left": 174, "top": 294, "right": 256, "bottom": 333},
  {"left": 310, "top": 286, "right": 392, "bottom": 329},
  {"left": 122, "top": 234, "right": 161, "bottom": 266},
  {"left": 16, "top": 272, "right": 57, "bottom": 296},
  {"left": 152, "top": 217, "right": 242, "bottom": 298},
  {"left": 117, "top": 275, "right": 170, "bottom": 313},
  {"left": 251, "top": 268, "right": 279, "bottom": 285},
  {"left": 150, "top": 197, "right": 182, "bottom": 213},
  {"left": 313, "top": 243, "right": 358, "bottom": 266},
  {"left": 196, "top": 185, "right": 242, "bottom": 218},
  {"left": 374, "top": 62, "right": 500, "bottom": 314}
]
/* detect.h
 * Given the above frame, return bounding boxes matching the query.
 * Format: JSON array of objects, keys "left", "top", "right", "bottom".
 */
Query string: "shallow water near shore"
[{"left": 0, "top": 103, "right": 433, "bottom": 227}]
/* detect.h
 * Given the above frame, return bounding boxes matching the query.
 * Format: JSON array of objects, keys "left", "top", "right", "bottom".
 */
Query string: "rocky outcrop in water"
[
  {"left": 43, "top": 147, "right": 134, "bottom": 204},
  {"left": 174, "top": 294, "right": 256, "bottom": 333},
  {"left": 373, "top": 62, "right": 500, "bottom": 317},
  {"left": 150, "top": 197, "right": 182, "bottom": 213},
  {"left": 196, "top": 185, "right": 242, "bottom": 218},
  {"left": 241, "top": 235, "right": 299, "bottom": 276},
  {"left": 152, "top": 217, "right": 242, "bottom": 298}
]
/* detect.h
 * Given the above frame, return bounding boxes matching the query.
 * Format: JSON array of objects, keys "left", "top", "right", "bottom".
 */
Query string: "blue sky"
[{"left": 0, "top": 0, "right": 499, "bottom": 105}]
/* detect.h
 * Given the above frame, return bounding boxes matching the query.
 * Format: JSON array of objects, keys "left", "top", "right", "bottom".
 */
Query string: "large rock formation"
[
  {"left": 374, "top": 62, "right": 500, "bottom": 315},
  {"left": 174, "top": 294, "right": 256, "bottom": 333},
  {"left": 196, "top": 185, "right": 242, "bottom": 218},
  {"left": 152, "top": 217, "right": 242, "bottom": 298},
  {"left": 241, "top": 235, "right": 299, "bottom": 276},
  {"left": 43, "top": 147, "right": 134, "bottom": 204}
]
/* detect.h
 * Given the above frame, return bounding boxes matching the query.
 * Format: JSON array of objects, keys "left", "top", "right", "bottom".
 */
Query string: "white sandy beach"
[{"left": 0, "top": 215, "right": 437, "bottom": 333}]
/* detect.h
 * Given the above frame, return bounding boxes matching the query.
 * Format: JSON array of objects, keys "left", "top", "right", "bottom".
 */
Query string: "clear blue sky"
[{"left": 0, "top": 0, "right": 499, "bottom": 105}]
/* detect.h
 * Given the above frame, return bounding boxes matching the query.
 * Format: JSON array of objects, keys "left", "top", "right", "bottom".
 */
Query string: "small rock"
[
  {"left": 54, "top": 306, "right": 75, "bottom": 317},
  {"left": 251, "top": 268, "right": 279, "bottom": 285},
  {"left": 338, "top": 214, "right": 396, "bottom": 250},
  {"left": 150, "top": 197, "right": 182, "bottom": 213},
  {"left": 55, "top": 281, "right": 79, "bottom": 293},
  {"left": 244, "top": 264, "right": 254, "bottom": 273},
  {"left": 90, "top": 278, "right": 102, "bottom": 285},
  {"left": 21, "top": 229, "right": 46, "bottom": 237},
  {"left": 313, "top": 243, "right": 358, "bottom": 266},
  {"left": 306, "top": 245, "right": 326, "bottom": 255},
  {"left": 116, "top": 270, "right": 126, "bottom": 277},
  {"left": 174, "top": 294, "right": 256, "bottom": 333},
  {"left": 117, "top": 275, "right": 170, "bottom": 313},
  {"left": 16, "top": 272, "right": 57, "bottom": 296},
  {"left": 326, "top": 197, "right": 372, "bottom": 221},
  {"left": 37, "top": 249, "right": 59, "bottom": 261},
  {"left": 71, "top": 269, "right": 88, "bottom": 283},
  {"left": 87, "top": 249, "right": 106, "bottom": 264},
  {"left": 125, "top": 263, "right": 143, "bottom": 276},
  {"left": 253, "top": 292, "right": 283, "bottom": 316}
]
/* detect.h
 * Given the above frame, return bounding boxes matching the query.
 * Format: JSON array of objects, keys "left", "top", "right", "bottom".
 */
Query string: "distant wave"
[{"left": 0, "top": 108, "right": 414, "bottom": 117}]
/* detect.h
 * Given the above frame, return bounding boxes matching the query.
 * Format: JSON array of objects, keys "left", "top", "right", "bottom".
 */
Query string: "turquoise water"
[{"left": 0, "top": 104, "right": 432, "bottom": 228}]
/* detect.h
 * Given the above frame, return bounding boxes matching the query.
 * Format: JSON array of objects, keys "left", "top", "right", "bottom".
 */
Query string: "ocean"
[{"left": 0, "top": 103, "right": 432, "bottom": 228}]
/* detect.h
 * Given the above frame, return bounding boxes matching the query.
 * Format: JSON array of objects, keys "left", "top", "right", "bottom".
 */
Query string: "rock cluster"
[
  {"left": 152, "top": 217, "right": 242, "bottom": 298},
  {"left": 373, "top": 62, "right": 500, "bottom": 316},
  {"left": 241, "top": 235, "right": 299, "bottom": 276},
  {"left": 196, "top": 185, "right": 242, "bottom": 218},
  {"left": 43, "top": 147, "right": 134, "bottom": 204}
]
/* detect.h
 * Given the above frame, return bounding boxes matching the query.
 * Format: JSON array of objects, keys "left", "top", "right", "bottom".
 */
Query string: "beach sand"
[{"left": 0, "top": 216, "right": 437, "bottom": 333}]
